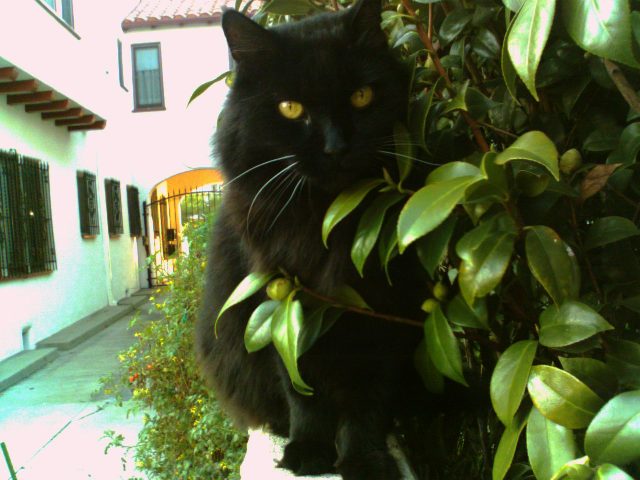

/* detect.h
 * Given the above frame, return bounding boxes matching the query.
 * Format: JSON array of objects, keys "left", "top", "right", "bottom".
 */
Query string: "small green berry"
[
  {"left": 433, "top": 282, "right": 448, "bottom": 301},
  {"left": 560, "top": 148, "right": 583, "bottom": 175},
  {"left": 421, "top": 298, "right": 439, "bottom": 314},
  {"left": 266, "top": 278, "right": 293, "bottom": 301}
]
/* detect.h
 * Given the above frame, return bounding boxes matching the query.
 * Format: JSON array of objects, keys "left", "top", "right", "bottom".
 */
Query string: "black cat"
[{"left": 196, "top": 1, "right": 429, "bottom": 478}]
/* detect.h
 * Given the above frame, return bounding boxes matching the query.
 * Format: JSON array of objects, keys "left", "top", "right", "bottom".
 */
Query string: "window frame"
[
  {"left": 131, "top": 42, "right": 166, "bottom": 112},
  {"left": 104, "top": 179, "right": 124, "bottom": 236},
  {"left": 0, "top": 150, "right": 57, "bottom": 281},
  {"left": 35, "top": 0, "right": 78, "bottom": 38},
  {"left": 76, "top": 170, "right": 100, "bottom": 238},
  {"left": 127, "top": 185, "right": 142, "bottom": 237}
]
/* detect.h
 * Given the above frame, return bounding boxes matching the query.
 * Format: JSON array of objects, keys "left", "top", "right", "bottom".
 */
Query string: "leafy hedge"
[
  {"left": 208, "top": 0, "right": 640, "bottom": 479},
  {"left": 101, "top": 220, "right": 247, "bottom": 480}
]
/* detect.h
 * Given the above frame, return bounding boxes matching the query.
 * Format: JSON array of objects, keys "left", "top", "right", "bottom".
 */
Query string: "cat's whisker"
[
  {"left": 223, "top": 154, "right": 296, "bottom": 187},
  {"left": 267, "top": 176, "right": 305, "bottom": 233},
  {"left": 377, "top": 150, "right": 441, "bottom": 167},
  {"left": 246, "top": 161, "right": 299, "bottom": 234}
]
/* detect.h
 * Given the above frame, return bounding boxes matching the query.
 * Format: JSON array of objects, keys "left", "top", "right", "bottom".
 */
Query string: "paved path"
[{"left": 0, "top": 298, "right": 162, "bottom": 480}]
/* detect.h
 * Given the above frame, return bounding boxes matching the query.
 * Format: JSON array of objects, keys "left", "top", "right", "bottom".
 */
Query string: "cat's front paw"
[
  {"left": 278, "top": 440, "right": 337, "bottom": 476},
  {"left": 337, "top": 450, "right": 402, "bottom": 480}
]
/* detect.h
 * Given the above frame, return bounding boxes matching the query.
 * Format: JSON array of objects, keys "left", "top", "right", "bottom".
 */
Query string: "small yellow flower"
[{"left": 135, "top": 460, "right": 145, "bottom": 468}]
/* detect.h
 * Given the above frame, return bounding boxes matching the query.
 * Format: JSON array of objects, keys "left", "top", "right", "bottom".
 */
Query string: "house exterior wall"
[
  {"left": 119, "top": 23, "right": 231, "bottom": 191},
  {"left": 0, "top": 0, "right": 142, "bottom": 361}
]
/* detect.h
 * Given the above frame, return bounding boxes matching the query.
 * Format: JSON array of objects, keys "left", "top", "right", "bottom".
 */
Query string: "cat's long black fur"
[{"left": 196, "top": 1, "right": 432, "bottom": 478}]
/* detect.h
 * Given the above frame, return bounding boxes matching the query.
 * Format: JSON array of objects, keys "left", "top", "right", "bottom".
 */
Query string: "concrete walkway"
[{"left": 0, "top": 292, "right": 161, "bottom": 480}]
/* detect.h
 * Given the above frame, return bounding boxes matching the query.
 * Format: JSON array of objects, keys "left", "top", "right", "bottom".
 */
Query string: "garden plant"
[
  {"left": 196, "top": 0, "right": 640, "bottom": 478},
  {"left": 101, "top": 220, "right": 247, "bottom": 480}
]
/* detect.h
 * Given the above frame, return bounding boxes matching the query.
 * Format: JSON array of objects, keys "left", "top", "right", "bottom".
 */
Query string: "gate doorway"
[{"left": 144, "top": 169, "right": 222, "bottom": 286}]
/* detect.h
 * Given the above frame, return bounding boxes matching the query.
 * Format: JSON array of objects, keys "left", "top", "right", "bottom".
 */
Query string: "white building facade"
[{"left": 0, "top": 0, "right": 232, "bottom": 361}]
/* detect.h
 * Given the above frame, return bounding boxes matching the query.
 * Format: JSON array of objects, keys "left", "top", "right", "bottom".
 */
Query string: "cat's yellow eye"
[
  {"left": 278, "top": 101, "right": 305, "bottom": 120},
  {"left": 350, "top": 86, "right": 374, "bottom": 109}
]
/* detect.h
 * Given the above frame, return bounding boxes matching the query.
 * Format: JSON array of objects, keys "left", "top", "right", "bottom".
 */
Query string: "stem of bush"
[
  {"left": 603, "top": 59, "right": 640, "bottom": 113},
  {"left": 401, "top": 0, "right": 490, "bottom": 153}
]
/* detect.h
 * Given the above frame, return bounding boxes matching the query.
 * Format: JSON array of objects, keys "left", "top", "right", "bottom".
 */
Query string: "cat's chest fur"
[{"left": 225, "top": 187, "right": 355, "bottom": 294}]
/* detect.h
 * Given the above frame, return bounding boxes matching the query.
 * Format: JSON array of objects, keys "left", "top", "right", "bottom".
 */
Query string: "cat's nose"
[{"left": 323, "top": 125, "right": 348, "bottom": 156}]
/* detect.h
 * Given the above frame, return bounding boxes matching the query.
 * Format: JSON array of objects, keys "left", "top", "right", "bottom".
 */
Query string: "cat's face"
[{"left": 217, "top": 0, "right": 407, "bottom": 193}]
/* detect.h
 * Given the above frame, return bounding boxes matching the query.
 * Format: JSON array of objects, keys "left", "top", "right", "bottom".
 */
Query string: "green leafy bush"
[
  {"left": 101, "top": 220, "right": 247, "bottom": 480},
  {"left": 208, "top": 0, "right": 640, "bottom": 478}
]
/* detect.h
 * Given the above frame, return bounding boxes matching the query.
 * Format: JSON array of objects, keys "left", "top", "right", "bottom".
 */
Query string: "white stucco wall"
[
  {"left": 119, "top": 23, "right": 231, "bottom": 192},
  {"left": 0, "top": 0, "right": 142, "bottom": 360},
  {"left": 0, "top": 2, "right": 232, "bottom": 361}
]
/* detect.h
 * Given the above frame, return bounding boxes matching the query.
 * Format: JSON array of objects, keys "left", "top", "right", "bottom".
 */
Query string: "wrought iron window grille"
[
  {"left": 76, "top": 170, "right": 100, "bottom": 237},
  {"left": 127, "top": 185, "right": 142, "bottom": 237},
  {"left": 0, "top": 149, "right": 57, "bottom": 280},
  {"left": 104, "top": 178, "right": 123, "bottom": 236}
]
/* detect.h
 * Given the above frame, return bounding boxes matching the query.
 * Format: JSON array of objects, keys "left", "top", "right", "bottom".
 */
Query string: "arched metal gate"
[{"left": 143, "top": 186, "right": 222, "bottom": 286}]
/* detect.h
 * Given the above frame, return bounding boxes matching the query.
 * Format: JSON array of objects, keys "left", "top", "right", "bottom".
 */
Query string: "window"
[
  {"left": 77, "top": 171, "right": 99, "bottom": 237},
  {"left": 127, "top": 186, "right": 142, "bottom": 237},
  {"left": 0, "top": 149, "right": 57, "bottom": 279},
  {"left": 105, "top": 179, "right": 123, "bottom": 236},
  {"left": 39, "top": 0, "right": 74, "bottom": 29},
  {"left": 132, "top": 43, "right": 165, "bottom": 111}
]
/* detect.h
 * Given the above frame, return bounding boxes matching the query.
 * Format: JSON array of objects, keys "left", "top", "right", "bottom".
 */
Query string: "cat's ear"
[
  {"left": 222, "top": 10, "right": 277, "bottom": 63},
  {"left": 348, "top": 0, "right": 387, "bottom": 49}
]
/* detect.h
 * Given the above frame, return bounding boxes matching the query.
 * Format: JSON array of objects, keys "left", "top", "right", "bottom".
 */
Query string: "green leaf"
[
  {"left": 271, "top": 293, "right": 313, "bottom": 395},
  {"left": 264, "top": 0, "right": 316, "bottom": 15},
  {"left": 550, "top": 457, "right": 593, "bottom": 480},
  {"left": 491, "top": 340, "right": 538, "bottom": 426},
  {"left": 526, "top": 407, "right": 577, "bottom": 480},
  {"left": 539, "top": 301, "right": 613, "bottom": 348},
  {"left": 443, "top": 80, "right": 470, "bottom": 114},
  {"left": 456, "top": 213, "right": 518, "bottom": 305},
  {"left": 605, "top": 339, "right": 640, "bottom": 389},
  {"left": 424, "top": 305, "right": 468, "bottom": 386},
  {"left": 398, "top": 175, "right": 483, "bottom": 252},
  {"left": 561, "top": 0, "right": 640, "bottom": 69},
  {"left": 493, "top": 407, "right": 529, "bottom": 480},
  {"left": 216, "top": 272, "right": 275, "bottom": 327},
  {"left": 607, "top": 122, "right": 640, "bottom": 166},
  {"left": 594, "top": 464, "right": 634, "bottom": 480},
  {"left": 507, "top": 0, "right": 556, "bottom": 100},
  {"left": 298, "top": 306, "right": 338, "bottom": 356},
  {"left": 447, "top": 294, "right": 489, "bottom": 330},
  {"left": 351, "top": 193, "right": 404, "bottom": 277},
  {"left": 503, "top": 0, "right": 525, "bottom": 11},
  {"left": 583, "top": 126, "right": 622, "bottom": 152},
  {"left": 322, "top": 179, "right": 384, "bottom": 247},
  {"left": 559, "top": 357, "right": 618, "bottom": 400},
  {"left": 481, "top": 151, "right": 509, "bottom": 196},
  {"left": 496, "top": 131, "right": 560, "bottom": 180},
  {"left": 244, "top": 300, "right": 278, "bottom": 353},
  {"left": 585, "top": 390, "right": 640, "bottom": 466},
  {"left": 188, "top": 71, "right": 230, "bottom": 106},
  {"left": 393, "top": 123, "right": 413, "bottom": 185},
  {"left": 439, "top": 8, "right": 472, "bottom": 45},
  {"left": 378, "top": 209, "right": 400, "bottom": 283},
  {"left": 527, "top": 365, "right": 605, "bottom": 429},
  {"left": 409, "top": 77, "right": 442, "bottom": 150},
  {"left": 502, "top": 10, "right": 520, "bottom": 101},
  {"left": 620, "top": 295, "right": 640, "bottom": 314},
  {"left": 426, "top": 161, "right": 482, "bottom": 184},
  {"left": 585, "top": 216, "right": 640, "bottom": 250},
  {"left": 415, "top": 216, "right": 457, "bottom": 279},
  {"left": 525, "top": 226, "right": 580, "bottom": 304},
  {"left": 331, "top": 284, "right": 371, "bottom": 310},
  {"left": 413, "top": 339, "right": 445, "bottom": 394}
]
